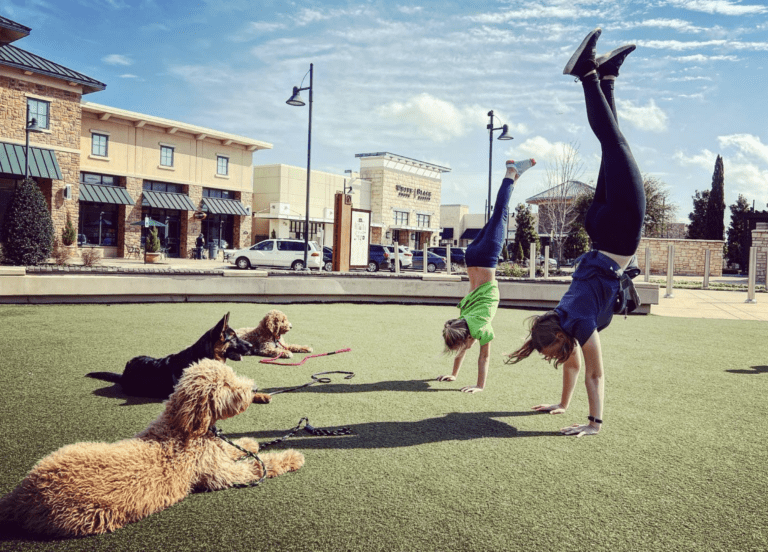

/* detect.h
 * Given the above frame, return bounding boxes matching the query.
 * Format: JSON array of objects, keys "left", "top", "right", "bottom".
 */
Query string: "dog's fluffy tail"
[{"left": 85, "top": 371, "right": 122, "bottom": 383}]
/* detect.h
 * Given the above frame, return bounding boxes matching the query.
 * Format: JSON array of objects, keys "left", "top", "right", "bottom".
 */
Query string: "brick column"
[
  {"left": 185, "top": 185, "right": 203, "bottom": 259},
  {"left": 123, "top": 177, "right": 144, "bottom": 255},
  {"left": 752, "top": 223, "right": 768, "bottom": 286},
  {"left": 234, "top": 190, "right": 253, "bottom": 249}
]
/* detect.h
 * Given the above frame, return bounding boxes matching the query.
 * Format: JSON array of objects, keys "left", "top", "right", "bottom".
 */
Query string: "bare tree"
[
  {"left": 537, "top": 142, "right": 585, "bottom": 263},
  {"left": 642, "top": 174, "right": 677, "bottom": 238}
]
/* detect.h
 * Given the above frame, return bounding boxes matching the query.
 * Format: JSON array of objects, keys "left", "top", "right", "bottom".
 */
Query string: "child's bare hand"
[
  {"left": 560, "top": 423, "right": 599, "bottom": 437},
  {"left": 460, "top": 386, "right": 483, "bottom": 394},
  {"left": 532, "top": 403, "right": 566, "bottom": 415},
  {"left": 436, "top": 375, "right": 456, "bottom": 382}
]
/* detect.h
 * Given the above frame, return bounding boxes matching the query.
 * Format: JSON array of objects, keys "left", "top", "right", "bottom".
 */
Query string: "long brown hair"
[
  {"left": 442, "top": 318, "right": 470, "bottom": 355},
  {"left": 505, "top": 310, "right": 575, "bottom": 369}
]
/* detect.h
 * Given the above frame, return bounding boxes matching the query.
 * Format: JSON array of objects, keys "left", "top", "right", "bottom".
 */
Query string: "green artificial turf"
[{"left": 0, "top": 303, "right": 766, "bottom": 552}]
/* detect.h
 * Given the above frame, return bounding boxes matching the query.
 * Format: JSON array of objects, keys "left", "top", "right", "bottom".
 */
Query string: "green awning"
[
  {"left": 0, "top": 141, "right": 62, "bottom": 180},
  {"left": 142, "top": 189, "right": 196, "bottom": 211},
  {"left": 201, "top": 196, "right": 249, "bottom": 216},
  {"left": 79, "top": 183, "right": 135, "bottom": 205}
]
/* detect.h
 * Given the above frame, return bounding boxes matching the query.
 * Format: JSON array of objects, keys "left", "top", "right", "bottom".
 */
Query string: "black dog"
[{"left": 86, "top": 313, "right": 252, "bottom": 399}]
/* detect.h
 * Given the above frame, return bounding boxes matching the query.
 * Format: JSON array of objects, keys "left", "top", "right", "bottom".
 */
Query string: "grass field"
[{"left": 0, "top": 302, "right": 766, "bottom": 552}]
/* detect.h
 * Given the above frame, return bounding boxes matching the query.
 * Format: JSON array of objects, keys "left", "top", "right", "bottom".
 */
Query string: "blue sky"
[{"left": 2, "top": 0, "right": 767, "bottom": 222}]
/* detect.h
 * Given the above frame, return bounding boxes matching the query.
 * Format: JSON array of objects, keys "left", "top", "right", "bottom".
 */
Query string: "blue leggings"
[
  {"left": 582, "top": 74, "right": 645, "bottom": 255},
  {"left": 464, "top": 177, "right": 515, "bottom": 268}
]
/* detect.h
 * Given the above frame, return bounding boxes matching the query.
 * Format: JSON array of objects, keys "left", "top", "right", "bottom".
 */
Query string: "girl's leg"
[
  {"left": 586, "top": 78, "right": 618, "bottom": 246},
  {"left": 581, "top": 72, "right": 645, "bottom": 255},
  {"left": 464, "top": 177, "right": 516, "bottom": 268}
]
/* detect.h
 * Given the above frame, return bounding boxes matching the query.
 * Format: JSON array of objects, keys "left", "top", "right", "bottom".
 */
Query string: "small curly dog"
[
  {"left": 236, "top": 309, "right": 313, "bottom": 358},
  {"left": 0, "top": 359, "right": 304, "bottom": 537}
]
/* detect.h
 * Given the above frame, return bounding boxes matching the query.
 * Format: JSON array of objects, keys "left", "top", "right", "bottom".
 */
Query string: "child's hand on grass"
[
  {"left": 436, "top": 375, "right": 456, "bottom": 382},
  {"left": 532, "top": 403, "right": 566, "bottom": 415},
  {"left": 460, "top": 386, "right": 483, "bottom": 394},
  {"left": 560, "top": 423, "right": 599, "bottom": 437}
]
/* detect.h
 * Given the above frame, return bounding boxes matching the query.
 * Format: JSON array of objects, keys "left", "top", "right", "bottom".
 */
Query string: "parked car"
[
  {"left": 367, "top": 244, "right": 393, "bottom": 272},
  {"left": 410, "top": 250, "right": 447, "bottom": 272},
  {"left": 538, "top": 255, "right": 558, "bottom": 267},
  {"left": 428, "top": 247, "right": 466, "bottom": 271},
  {"left": 389, "top": 245, "right": 413, "bottom": 270},
  {"left": 229, "top": 239, "right": 323, "bottom": 270},
  {"left": 322, "top": 246, "right": 333, "bottom": 272}
]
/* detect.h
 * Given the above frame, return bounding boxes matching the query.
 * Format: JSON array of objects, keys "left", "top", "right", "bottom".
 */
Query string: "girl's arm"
[
  {"left": 460, "top": 342, "right": 490, "bottom": 393},
  {"left": 561, "top": 330, "right": 604, "bottom": 436},
  {"left": 437, "top": 341, "right": 472, "bottom": 382},
  {"left": 532, "top": 343, "right": 582, "bottom": 414}
]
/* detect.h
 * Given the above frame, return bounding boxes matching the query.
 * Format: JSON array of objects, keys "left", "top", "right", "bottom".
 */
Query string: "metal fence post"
[
  {"left": 703, "top": 249, "right": 711, "bottom": 289},
  {"left": 746, "top": 246, "right": 757, "bottom": 304},
  {"left": 446, "top": 245, "right": 452, "bottom": 275},
  {"left": 644, "top": 246, "right": 650, "bottom": 282},
  {"left": 529, "top": 243, "right": 536, "bottom": 279},
  {"left": 543, "top": 245, "right": 550, "bottom": 278},
  {"left": 394, "top": 241, "right": 400, "bottom": 275},
  {"left": 422, "top": 242, "right": 428, "bottom": 274},
  {"left": 664, "top": 244, "right": 675, "bottom": 298}
]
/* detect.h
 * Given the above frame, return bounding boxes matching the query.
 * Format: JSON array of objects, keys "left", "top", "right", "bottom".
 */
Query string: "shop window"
[
  {"left": 79, "top": 203, "right": 118, "bottom": 246},
  {"left": 289, "top": 220, "right": 320, "bottom": 240},
  {"left": 144, "top": 181, "right": 183, "bottom": 193},
  {"left": 203, "top": 188, "right": 234, "bottom": 199},
  {"left": 91, "top": 133, "right": 108, "bottom": 157},
  {"left": 394, "top": 211, "right": 409, "bottom": 226},
  {"left": 27, "top": 98, "right": 50, "bottom": 129},
  {"left": 81, "top": 172, "right": 116, "bottom": 186},
  {"left": 217, "top": 156, "right": 229, "bottom": 176},
  {"left": 160, "top": 146, "right": 174, "bottom": 167},
  {"left": 417, "top": 214, "right": 430, "bottom": 227}
]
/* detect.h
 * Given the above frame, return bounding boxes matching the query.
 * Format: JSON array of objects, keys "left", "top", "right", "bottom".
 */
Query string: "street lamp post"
[
  {"left": 286, "top": 63, "right": 314, "bottom": 270},
  {"left": 24, "top": 117, "right": 42, "bottom": 180},
  {"left": 486, "top": 110, "right": 513, "bottom": 223}
]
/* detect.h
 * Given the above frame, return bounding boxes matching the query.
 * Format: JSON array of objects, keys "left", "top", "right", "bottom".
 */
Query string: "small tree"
[
  {"left": 146, "top": 226, "right": 161, "bottom": 253},
  {"left": 726, "top": 194, "right": 751, "bottom": 268},
  {"left": 1, "top": 177, "right": 54, "bottom": 266},
  {"left": 62, "top": 211, "right": 77, "bottom": 246},
  {"left": 687, "top": 189, "right": 709, "bottom": 239},
  {"left": 642, "top": 175, "right": 677, "bottom": 238},
  {"left": 704, "top": 155, "right": 725, "bottom": 240},
  {"left": 563, "top": 224, "right": 590, "bottom": 260},
  {"left": 513, "top": 203, "right": 540, "bottom": 263}
]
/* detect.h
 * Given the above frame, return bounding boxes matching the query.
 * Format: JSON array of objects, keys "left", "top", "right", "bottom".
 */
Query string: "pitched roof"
[
  {"left": 0, "top": 15, "right": 30, "bottom": 44},
  {"left": 525, "top": 180, "right": 595, "bottom": 204},
  {"left": 0, "top": 43, "right": 106, "bottom": 94}
]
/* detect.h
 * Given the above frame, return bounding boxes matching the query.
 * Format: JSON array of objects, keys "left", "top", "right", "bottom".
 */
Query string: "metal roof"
[
  {"left": 0, "top": 141, "right": 62, "bottom": 179},
  {"left": 0, "top": 15, "right": 30, "bottom": 43},
  {"left": 79, "top": 183, "right": 135, "bottom": 205},
  {"left": 201, "top": 197, "right": 249, "bottom": 216},
  {"left": 526, "top": 180, "right": 595, "bottom": 204},
  {"left": 0, "top": 43, "right": 106, "bottom": 94},
  {"left": 459, "top": 228, "right": 481, "bottom": 240},
  {"left": 142, "top": 189, "right": 197, "bottom": 211}
]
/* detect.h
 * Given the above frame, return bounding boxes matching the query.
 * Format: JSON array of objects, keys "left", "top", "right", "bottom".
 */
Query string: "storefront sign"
[
  {"left": 396, "top": 185, "right": 432, "bottom": 201},
  {"left": 194, "top": 211, "right": 207, "bottom": 220}
]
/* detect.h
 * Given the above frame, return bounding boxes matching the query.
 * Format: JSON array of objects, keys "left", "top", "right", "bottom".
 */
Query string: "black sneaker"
[
  {"left": 563, "top": 28, "right": 601, "bottom": 79},
  {"left": 596, "top": 44, "right": 636, "bottom": 78}
]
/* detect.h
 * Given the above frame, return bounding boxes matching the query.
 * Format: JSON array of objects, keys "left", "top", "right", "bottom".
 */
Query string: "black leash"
[
  {"left": 267, "top": 371, "right": 355, "bottom": 396},
  {"left": 210, "top": 416, "right": 353, "bottom": 489}
]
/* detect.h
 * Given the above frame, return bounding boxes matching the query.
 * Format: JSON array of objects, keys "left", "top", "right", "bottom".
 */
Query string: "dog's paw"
[
  {"left": 306, "top": 346, "right": 314, "bottom": 353},
  {"left": 252, "top": 392, "right": 272, "bottom": 404},
  {"left": 282, "top": 350, "right": 293, "bottom": 359}
]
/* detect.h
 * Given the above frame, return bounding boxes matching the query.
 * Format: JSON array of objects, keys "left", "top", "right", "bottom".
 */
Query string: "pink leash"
[{"left": 259, "top": 347, "right": 351, "bottom": 366}]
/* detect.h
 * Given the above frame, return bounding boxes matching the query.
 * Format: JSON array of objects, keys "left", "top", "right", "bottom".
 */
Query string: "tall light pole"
[
  {"left": 24, "top": 117, "right": 42, "bottom": 180},
  {"left": 286, "top": 63, "right": 314, "bottom": 270},
  {"left": 486, "top": 110, "right": 513, "bottom": 223}
]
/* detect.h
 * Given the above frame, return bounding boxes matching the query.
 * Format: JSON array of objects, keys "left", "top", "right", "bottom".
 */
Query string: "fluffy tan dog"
[
  {"left": 236, "top": 309, "right": 313, "bottom": 358},
  {"left": 0, "top": 359, "right": 304, "bottom": 537}
]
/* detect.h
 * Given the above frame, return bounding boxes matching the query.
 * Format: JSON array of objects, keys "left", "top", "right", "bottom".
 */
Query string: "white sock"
[{"left": 506, "top": 158, "right": 536, "bottom": 176}]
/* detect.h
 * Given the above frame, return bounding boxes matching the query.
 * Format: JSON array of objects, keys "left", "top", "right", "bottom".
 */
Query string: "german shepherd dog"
[{"left": 86, "top": 313, "right": 253, "bottom": 399}]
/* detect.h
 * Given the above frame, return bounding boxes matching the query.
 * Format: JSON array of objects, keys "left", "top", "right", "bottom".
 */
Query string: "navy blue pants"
[
  {"left": 464, "top": 177, "right": 515, "bottom": 268},
  {"left": 583, "top": 74, "right": 645, "bottom": 256}
]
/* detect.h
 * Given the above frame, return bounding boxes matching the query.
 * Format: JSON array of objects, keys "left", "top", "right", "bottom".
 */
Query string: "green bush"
[
  {"left": 62, "top": 211, "right": 76, "bottom": 246},
  {"left": 146, "top": 226, "right": 161, "bottom": 253},
  {"left": 1, "top": 177, "right": 54, "bottom": 266},
  {"left": 496, "top": 261, "right": 528, "bottom": 278}
]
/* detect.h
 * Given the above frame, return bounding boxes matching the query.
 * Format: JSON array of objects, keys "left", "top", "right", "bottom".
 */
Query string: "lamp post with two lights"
[{"left": 486, "top": 110, "right": 513, "bottom": 223}]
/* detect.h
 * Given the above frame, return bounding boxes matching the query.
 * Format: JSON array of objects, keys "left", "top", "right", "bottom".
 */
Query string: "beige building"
[
  {"left": 252, "top": 152, "right": 449, "bottom": 251},
  {"left": 440, "top": 205, "right": 516, "bottom": 247}
]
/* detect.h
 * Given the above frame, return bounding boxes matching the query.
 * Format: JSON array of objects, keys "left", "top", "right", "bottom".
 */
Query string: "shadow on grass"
[
  {"left": 263, "top": 378, "right": 455, "bottom": 395},
  {"left": 726, "top": 365, "right": 768, "bottom": 375},
  {"left": 90, "top": 383, "right": 164, "bottom": 406},
  {"left": 227, "top": 411, "right": 561, "bottom": 450}
]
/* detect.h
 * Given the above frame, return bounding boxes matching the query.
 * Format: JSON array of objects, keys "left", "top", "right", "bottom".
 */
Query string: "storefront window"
[
  {"left": 417, "top": 214, "right": 430, "bottom": 227},
  {"left": 289, "top": 220, "right": 321, "bottom": 240},
  {"left": 202, "top": 214, "right": 233, "bottom": 250},
  {"left": 143, "top": 181, "right": 183, "bottom": 193},
  {"left": 203, "top": 188, "right": 234, "bottom": 199},
  {"left": 79, "top": 203, "right": 118, "bottom": 246},
  {"left": 394, "top": 211, "right": 409, "bottom": 226},
  {"left": 81, "top": 172, "right": 116, "bottom": 186},
  {"left": 141, "top": 207, "right": 181, "bottom": 257}
]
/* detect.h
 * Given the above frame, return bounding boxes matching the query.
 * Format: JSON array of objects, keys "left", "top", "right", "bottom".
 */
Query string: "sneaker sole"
[
  {"left": 596, "top": 44, "right": 636, "bottom": 67},
  {"left": 563, "top": 28, "right": 601, "bottom": 75}
]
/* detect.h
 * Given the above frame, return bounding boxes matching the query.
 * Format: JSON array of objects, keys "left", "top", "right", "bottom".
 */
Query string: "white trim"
[
  {"left": 24, "top": 92, "right": 54, "bottom": 102},
  {"left": 158, "top": 142, "right": 177, "bottom": 148},
  {"left": 157, "top": 164, "right": 175, "bottom": 171},
  {"left": 88, "top": 154, "right": 110, "bottom": 162},
  {"left": 89, "top": 129, "right": 111, "bottom": 136},
  {"left": 214, "top": 173, "right": 230, "bottom": 180}
]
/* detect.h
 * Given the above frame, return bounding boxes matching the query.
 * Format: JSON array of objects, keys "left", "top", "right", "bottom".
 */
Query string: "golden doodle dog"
[
  {"left": 236, "top": 309, "right": 313, "bottom": 359},
  {"left": 0, "top": 359, "right": 304, "bottom": 537}
]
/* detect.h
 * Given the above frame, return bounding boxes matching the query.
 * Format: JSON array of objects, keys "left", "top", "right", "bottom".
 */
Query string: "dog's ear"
[
  {"left": 266, "top": 310, "right": 280, "bottom": 336},
  {"left": 166, "top": 362, "right": 220, "bottom": 436},
  {"left": 214, "top": 313, "right": 230, "bottom": 341}
]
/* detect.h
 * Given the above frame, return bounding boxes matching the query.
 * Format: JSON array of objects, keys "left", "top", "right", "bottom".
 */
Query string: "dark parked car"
[
  {"left": 367, "top": 244, "right": 393, "bottom": 272},
  {"left": 322, "top": 246, "right": 333, "bottom": 272},
  {"left": 410, "top": 250, "right": 447, "bottom": 272},
  {"left": 428, "top": 247, "right": 466, "bottom": 271}
]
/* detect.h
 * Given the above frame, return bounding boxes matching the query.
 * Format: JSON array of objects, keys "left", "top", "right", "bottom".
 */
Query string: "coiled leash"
[
  {"left": 267, "top": 370, "right": 356, "bottom": 396},
  {"left": 259, "top": 347, "right": 352, "bottom": 366},
  {"left": 209, "top": 416, "right": 353, "bottom": 489}
]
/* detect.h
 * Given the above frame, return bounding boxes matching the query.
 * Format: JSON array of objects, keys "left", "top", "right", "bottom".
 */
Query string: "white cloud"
[
  {"left": 376, "top": 93, "right": 487, "bottom": 142},
  {"left": 673, "top": 148, "right": 717, "bottom": 169},
  {"left": 671, "top": 54, "right": 739, "bottom": 62},
  {"left": 513, "top": 136, "right": 578, "bottom": 165},
  {"left": 398, "top": 5, "right": 423, "bottom": 14},
  {"left": 624, "top": 18, "right": 709, "bottom": 33},
  {"left": 718, "top": 134, "right": 768, "bottom": 164},
  {"left": 119, "top": 74, "right": 138, "bottom": 79},
  {"left": 102, "top": 54, "right": 132, "bottom": 66},
  {"left": 616, "top": 99, "right": 669, "bottom": 132},
  {"left": 665, "top": 0, "right": 768, "bottom": 16}
]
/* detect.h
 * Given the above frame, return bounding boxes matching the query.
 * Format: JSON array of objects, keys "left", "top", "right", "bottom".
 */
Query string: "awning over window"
[
  {"left": 79, "top": 183, "right": 135, "bottom": 205},
  {"left": 441, "top": 227, "right": 454, "bottom": 239},
  {"left": 0, "top": 141, "right": 62, "bottom": 180},
  {"left": 142, "top": 189, "right": 196, "bottom": 211},
  {"left": 459, "top": 228, "right": 481, "bottom": 240},
  {"left": 201, "top": 196, "right": 249, "bottom": 216}
]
